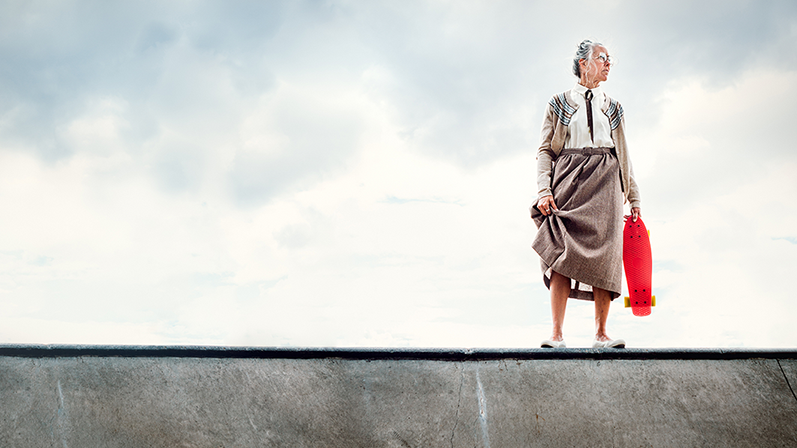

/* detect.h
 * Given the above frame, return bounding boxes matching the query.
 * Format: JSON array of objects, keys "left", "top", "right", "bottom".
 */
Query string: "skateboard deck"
[{"left": 623, "top": 217, "right": 655, "bottom": 316}]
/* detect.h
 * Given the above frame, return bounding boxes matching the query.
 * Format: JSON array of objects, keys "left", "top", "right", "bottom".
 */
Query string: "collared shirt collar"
[{"left": 573, "top": 82, "right": 603, "bottom": 100}]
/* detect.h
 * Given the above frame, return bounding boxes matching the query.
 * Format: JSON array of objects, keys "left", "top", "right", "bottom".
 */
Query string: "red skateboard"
[{"left": 623, "top": 217, "right": 655, "bottom": 316}]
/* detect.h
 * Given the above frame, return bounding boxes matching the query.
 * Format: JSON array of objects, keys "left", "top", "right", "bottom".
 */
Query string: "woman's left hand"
[
  {"left": 624, "top": 207, "right": 641, "bottom": 222},
  {"left": 632, "top": 207, "right": 641, "bottom": 222}
]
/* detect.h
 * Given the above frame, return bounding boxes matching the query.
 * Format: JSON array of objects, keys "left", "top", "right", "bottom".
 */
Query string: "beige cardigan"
[{"left": 535, "top": 89, "right": 641, "bottom": 209}]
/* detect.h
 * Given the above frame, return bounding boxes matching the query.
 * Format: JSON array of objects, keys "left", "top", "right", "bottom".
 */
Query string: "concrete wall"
[{"left": 1, "top": 347, "right": 796, "bottom": 447}]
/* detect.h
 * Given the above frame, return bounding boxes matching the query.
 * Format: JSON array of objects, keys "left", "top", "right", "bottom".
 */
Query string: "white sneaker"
[
  {"left": 592, "top": 338, "right": 626, "bottom": 348},
  {"left": 541, "top": 339, "right": 567, "bottom": 348}
]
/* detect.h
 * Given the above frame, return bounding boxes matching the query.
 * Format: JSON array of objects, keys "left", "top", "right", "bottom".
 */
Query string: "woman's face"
[{"left": 581, "top": 45, "right": 611, "bottom": 84}]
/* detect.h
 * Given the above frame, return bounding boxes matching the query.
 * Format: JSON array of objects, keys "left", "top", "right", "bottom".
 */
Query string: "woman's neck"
[{"left": 579, "top": 79, "right": 601, "bottom": 89}]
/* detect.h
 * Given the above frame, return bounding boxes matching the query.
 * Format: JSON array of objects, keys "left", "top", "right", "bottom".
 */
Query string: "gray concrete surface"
[{"left": 1, "top": 347, "right": 796, "bottom": 447}]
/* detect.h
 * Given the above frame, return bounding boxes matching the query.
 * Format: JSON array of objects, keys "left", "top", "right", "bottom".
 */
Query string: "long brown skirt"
[{"left": 531, "top": 147, "right": 623, "bottom": 300}]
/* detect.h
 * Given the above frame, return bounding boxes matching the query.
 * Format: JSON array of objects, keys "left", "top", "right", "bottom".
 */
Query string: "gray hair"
[{"left": 572, "top": 39, "right": 603, "bottom": 78}]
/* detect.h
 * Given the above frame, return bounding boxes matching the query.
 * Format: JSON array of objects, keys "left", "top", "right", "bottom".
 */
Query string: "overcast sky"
[{"left": 0, "top": 0, "right": 795, "bottom": 348}]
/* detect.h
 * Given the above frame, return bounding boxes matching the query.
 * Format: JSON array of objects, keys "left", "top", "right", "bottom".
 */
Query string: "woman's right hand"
[{"left": 535, "top": 195, "right": 558, "bottom": 217}]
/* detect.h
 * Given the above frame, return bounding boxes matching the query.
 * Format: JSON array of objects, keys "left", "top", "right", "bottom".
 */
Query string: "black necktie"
[{"left": 585, "top": 89, "right": 594, "bottom": 143}]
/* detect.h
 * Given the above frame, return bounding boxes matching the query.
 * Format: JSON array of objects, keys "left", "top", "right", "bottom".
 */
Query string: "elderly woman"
[{"left": 530, "top": 40, "right": 641, "bottom": 349}]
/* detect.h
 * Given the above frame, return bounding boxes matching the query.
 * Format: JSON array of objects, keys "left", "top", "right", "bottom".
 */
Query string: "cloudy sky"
[{"left": 0, "top": 0, "right": 795, "bottom": 348}]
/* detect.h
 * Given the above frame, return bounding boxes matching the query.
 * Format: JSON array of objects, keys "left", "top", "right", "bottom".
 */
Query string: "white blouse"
[{"left": 564, "top": 83, "right": 615, "bottom": 149}]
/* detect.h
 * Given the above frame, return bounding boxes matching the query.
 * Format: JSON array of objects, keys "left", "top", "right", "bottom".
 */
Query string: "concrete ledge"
[
  {"left": 2, "top": 344, "right": 796, "bottom": 360},
  {"left": 3, "top": 345, "right": 797, "bottom": 447}
]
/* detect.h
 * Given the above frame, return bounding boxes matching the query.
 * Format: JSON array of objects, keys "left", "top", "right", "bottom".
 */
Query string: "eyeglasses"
[{"left": 592, "top": 52, "right": 614, "bottom": 65}]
